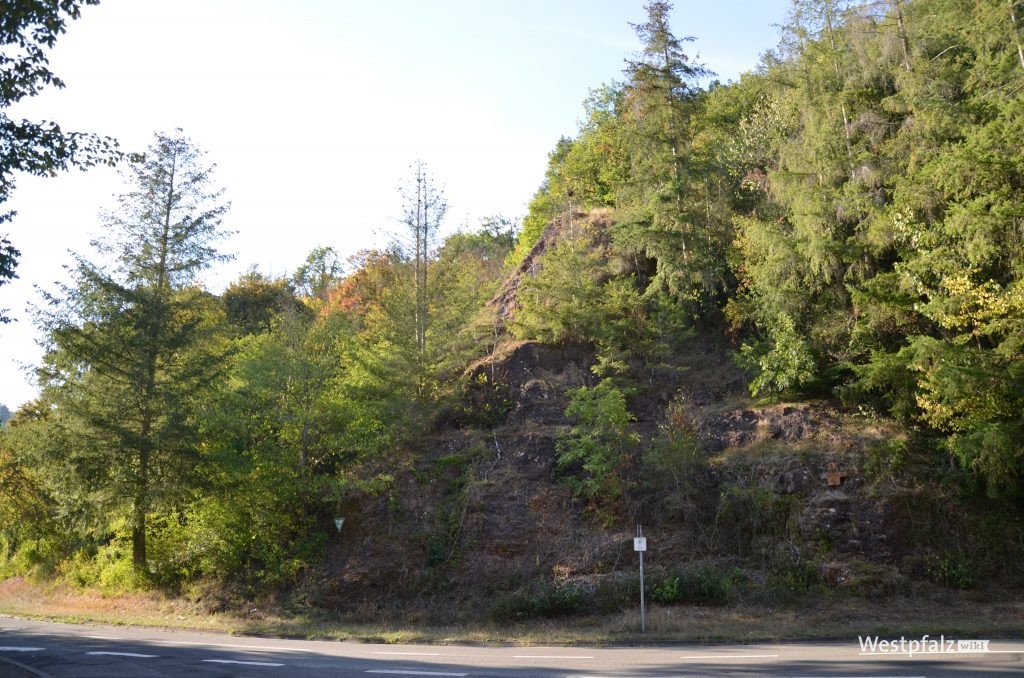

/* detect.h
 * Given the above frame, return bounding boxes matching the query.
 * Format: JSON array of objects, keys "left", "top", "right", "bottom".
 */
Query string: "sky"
[{"left": 1, "top": 0, "right": 792, "bottom": 409}]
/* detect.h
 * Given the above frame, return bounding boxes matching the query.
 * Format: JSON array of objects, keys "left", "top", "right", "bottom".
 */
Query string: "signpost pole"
[{"left": 637, "top": 524, "right": 645, "bottom": 634}]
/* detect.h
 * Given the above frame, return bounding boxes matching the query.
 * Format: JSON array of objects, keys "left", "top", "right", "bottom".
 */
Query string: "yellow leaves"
[
  {"left": 915, "top": 375, "right": 1008, "bottom": 433},
  {"left": 908, "top": 335, "right": 1015, "bottom": 433},
  {"left": 928, "top": 275, "right": 1024, "bottom": 339}
]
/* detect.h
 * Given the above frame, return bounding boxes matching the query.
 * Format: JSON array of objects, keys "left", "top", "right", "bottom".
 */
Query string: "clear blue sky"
[{"left": 1, "top": 0, "right": 792, "bottom": 408}]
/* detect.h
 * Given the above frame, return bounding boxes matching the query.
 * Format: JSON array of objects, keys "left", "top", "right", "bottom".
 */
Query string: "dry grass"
[{"left": 2, "top": 577, "right": 1022, "bottom": 645}]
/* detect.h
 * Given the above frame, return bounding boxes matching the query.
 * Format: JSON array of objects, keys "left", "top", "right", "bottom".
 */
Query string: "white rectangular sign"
[{"left": 634, "top": 537, "right": 647, "bottom": 552}]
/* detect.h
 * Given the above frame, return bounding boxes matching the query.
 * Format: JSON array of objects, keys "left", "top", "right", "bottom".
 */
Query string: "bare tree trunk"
[
  {"left": 1011, "top": 1, "right": 1024, "bottom": 71},
  {"left": 893, "top": 0, "right": 912, "bottom": 71}
]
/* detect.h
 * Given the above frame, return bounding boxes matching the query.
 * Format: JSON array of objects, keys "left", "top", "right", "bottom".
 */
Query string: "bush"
[
  {"left": 739, "top": 314, "right": 816, "bottom": 397},
  {"left": 0, "top": 535, "right": 63, "bottom": 580},
  {"left": 650, "top": 562, "right": 739, "bottom": 606},
  {"left": 557, "top": 379, "right": 639, "bottom": 504},
  {"left": 923, "top": 551, "right": 975, "bottom": 589},
  {"left": 491, "top": 581, "right": 589, "bottom": 621}
]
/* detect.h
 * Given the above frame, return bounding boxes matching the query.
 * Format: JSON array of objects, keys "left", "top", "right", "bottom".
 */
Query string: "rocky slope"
[{"left": 302, "top": 212, "right": 1023, "bottom": 619}]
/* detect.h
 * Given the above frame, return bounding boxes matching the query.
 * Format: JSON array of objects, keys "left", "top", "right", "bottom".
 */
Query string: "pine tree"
[{"left": 35, "top": 130, "right": 231, "bottom": 570}]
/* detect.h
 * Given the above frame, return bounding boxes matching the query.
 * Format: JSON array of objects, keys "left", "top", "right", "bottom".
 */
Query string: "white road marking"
[
  {"left": 365, "top": 671, "right": 468, "bottom": 677},
  {"left": 514, "top": 655, "right": 595, "bottom": 659},
  {"left": 371, "top": 651, "right": 442, "bottom": 656},
  {"left": 0, "top": 647, "right": 45, "bottom": 652},
  {"left": 158, "top": 639, "right": 309, "bottom": 653},
  {"left": 84, "top": 635, "right": 115, "bottom": 640},
  {"left": 203, "top": 659, "right": 285, "bottom": 667},
  {"left": 679, "top": 653, "right": 779, "bottom": 659},
  {"left": 86, "top": 651, "right": 158, "bottom": 658}
]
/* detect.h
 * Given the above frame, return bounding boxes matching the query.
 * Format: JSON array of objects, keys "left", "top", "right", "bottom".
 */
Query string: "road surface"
[{"left": 1, "top": 616, "right": 1021, "bottom": 677}]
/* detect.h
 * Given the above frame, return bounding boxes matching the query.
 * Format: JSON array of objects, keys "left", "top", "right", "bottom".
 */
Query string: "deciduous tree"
[{"left": 1, "top": 0, "right": 122, "bottom": 320}]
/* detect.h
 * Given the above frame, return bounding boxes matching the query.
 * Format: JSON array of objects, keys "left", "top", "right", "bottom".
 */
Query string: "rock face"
[
  {"left": 466, "top": 339, "right": 594, "bottom": 426},
  {"left": 308, "top": 210, "right": 1003, "bottom": 616},
  {"left": 702, "top": 403, "right": 841, "bottom": 452},
  {"left": 798, "top": 492, "right": 912, "bottom": 564}
]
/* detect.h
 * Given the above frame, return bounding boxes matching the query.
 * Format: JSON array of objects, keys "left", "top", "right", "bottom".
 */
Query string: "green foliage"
[
  {"left": 764, "top": 551, "right": 822, "bottom": 603},
  {"left": 718, "top": 486, "right": 796, "bottom": 557},
  {"left": 863, "top": 437, "right": 909, "bottom": 483},
  {"left": 292, "top": 246, "right": 345, "bottom": 303},
  {"left": 6, "top": 0, "right": 1024, "bottom": 597},
  {"left": 223, "top": 269, "right": 307, "bottom": 336},
  {"left": 59, "top": 534, "right": 146, "bottom": 593},
  {"left": 641, "top": 395, "right": 710, "bottom": 518},
  {"left": 510, "top": 233, "right": 609, "bottom": 344},
  {"left": 491, "top": 581, "right": 588, "bottom": 621},
  {"left": 508, "top": 84, "right": 627, "bottom": 266},
  {"left": 922, "top": 551, "right": 976, "bottom": 590},
  {"left": 0, "top": 535, "right": 64, "bottom": 581},
  {"left": 452, "top": 371, "right": 512, "bottom": 428},
  {"left": 556, "top": 379, "right": 639, "bottom": 504},
  {"left": 650, "top": 562, "right": 739, "bottom": 606},
  {"left": 739, "top": 314, "right": 817, "bottom": 397},
  {"left": 32, "top": 131, "right": 231, "bottom": 571}
]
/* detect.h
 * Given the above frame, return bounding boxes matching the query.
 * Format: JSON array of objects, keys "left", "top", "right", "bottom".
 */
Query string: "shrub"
[
  {"left": 651, "top": 562, "right": 739, "bottom": 606},
  {"left": 491, "top": 581, "right": 589, "bottom": 620},
  {"left": 557, "top": 379, "right": 639, "bottom": 504}
]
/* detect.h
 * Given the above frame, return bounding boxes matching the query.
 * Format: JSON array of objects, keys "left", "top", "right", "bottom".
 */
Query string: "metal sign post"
[{"left": 634, "top": 525, "right": 647, "bottom": 633}]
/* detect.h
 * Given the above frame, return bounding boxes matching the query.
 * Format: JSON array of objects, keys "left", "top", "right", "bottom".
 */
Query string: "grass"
[{"left": 2, "top": 576, "right": 1023, "bottom": 645}]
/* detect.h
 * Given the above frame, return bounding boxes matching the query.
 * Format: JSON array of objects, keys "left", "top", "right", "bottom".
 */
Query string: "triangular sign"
[{"left": 334, "top": 517, "right": 345, "bottom": 532}]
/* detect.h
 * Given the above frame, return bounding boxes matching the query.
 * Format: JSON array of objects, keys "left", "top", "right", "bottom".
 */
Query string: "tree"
[
  {"left": 0, "top": 403, "right": 10, "bottom": 425},
  {"left": 511, "top": 232, "right": 609, "bottom": 345},
  {"left": 1, "top": 0, "right": 122, "bottom": 320},
  {"left": 399, "top": 161, "right": 447, "bottom": 354},
  {"left": 35, "top": 130, "right": 231, "bottom": 571},
  {"left": 615, "top": 2, "right": 727, "bottom": 308},
  {"left": 557, "top": 379, "right": 640, "bottom": 507},
  {"left": 223, "top": 269, "right": 307, "bottom": 336},
  {"left": 292, "top": 245, "right": 345, "bottom": 303}
]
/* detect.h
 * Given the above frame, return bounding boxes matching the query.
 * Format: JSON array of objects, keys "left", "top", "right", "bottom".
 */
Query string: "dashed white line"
[
  {"left": 514, "top": 655, "right": 595, "bottom": 659},
  {"left": 203, "top": 659, "right": 286, "bottom": 667},
  {"left": 371, "top": 651, "right": 442, "bottom": 656},
  {"left": 679, "top": 653, "right": 779, "bottom": 659},
  {"left": 365, "top": 671, "right": 468, "bottom": 677},
  {"left": 86, "top": 651, "right": 158, "bottom": 658},
  {"left": 157, "top": 639, "right": 309, "bottom": 653},
  {"left": 0, "top": 647, "right": 45, "bottom": 652}
]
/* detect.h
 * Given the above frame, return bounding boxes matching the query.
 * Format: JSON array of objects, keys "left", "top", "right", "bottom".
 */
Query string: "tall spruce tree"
[
  {"left": 616, "top": 2, "right": 725, "bottom": 307},
  {"left": 35, "top": 130, "right": 231, "bottom": 570}
]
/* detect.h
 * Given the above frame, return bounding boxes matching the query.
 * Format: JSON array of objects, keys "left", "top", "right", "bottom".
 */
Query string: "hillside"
[
  {"left": 3, "top": 0, "right": 1023, "bottom": 637},
  {"left": 289, "top": 212, "right": 1024, "bottom": 623}
]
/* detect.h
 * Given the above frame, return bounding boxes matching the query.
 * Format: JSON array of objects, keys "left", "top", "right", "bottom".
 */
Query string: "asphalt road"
[{"left": 1, "top": 616, "right": 1021, "bottom": 677}]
